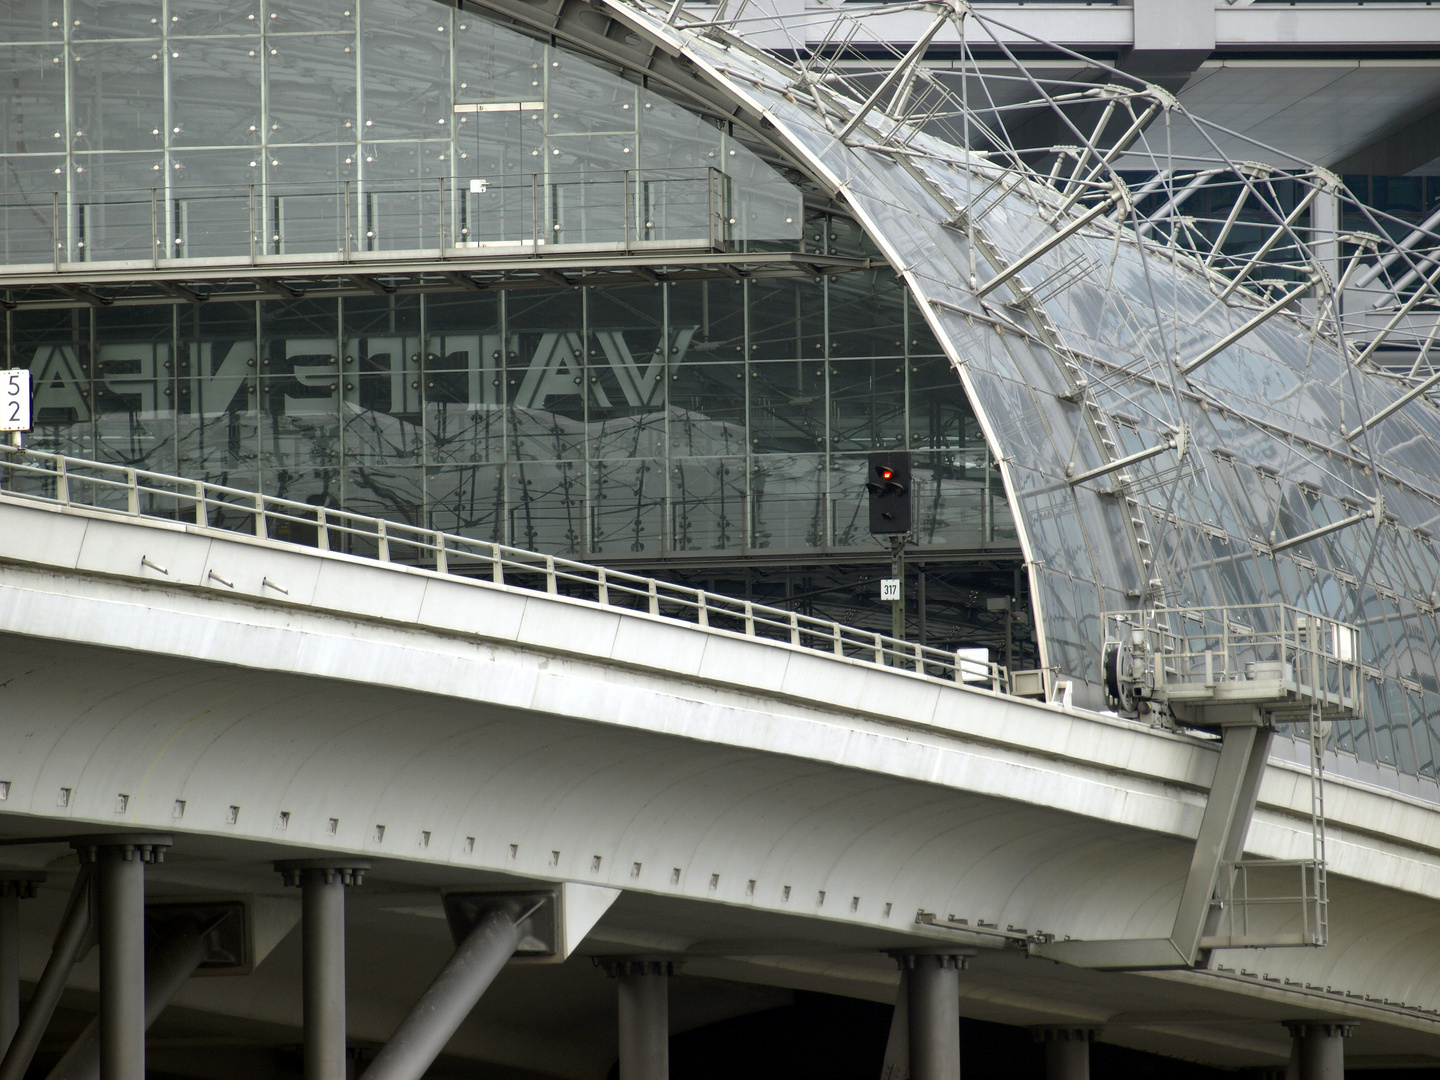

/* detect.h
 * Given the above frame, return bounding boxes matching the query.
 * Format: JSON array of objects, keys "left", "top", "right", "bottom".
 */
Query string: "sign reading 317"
[{"left": 1, "top": 368, "right": 33, "bottom": 432}]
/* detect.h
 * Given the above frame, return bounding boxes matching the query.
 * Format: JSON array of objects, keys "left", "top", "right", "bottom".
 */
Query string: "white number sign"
[
  {"left": 880, "top": 577, "right": 900, "bottom": 601},
  {"left": 1, "top": 369, "right": 32, "bottom": 432}
]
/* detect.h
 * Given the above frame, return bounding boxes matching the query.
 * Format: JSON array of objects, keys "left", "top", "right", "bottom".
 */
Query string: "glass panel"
[
  {"left": 71, "top": 41, "right": 165, "bottom": 153},
  {"left": 0, "top": 46, "right": 68, "bottom": 157}
]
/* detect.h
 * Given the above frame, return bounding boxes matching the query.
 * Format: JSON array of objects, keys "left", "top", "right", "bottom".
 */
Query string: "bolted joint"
[
  {"left": 274, "top": 859, "right": 369, "bottom": 888},
  {"left": 1285, "top": 1021, "right": 1357, "bottom": 1040},
  {"left": 71, "top": 833, "right": 172, "bottom": 866},
  {"left": 0, "top": 871, "right": 45, "bottom": 899},
  {"left": 890, "top": 950, "right": 973, "bottom": 971},
  {"left": 597, "top": 958, "right": 681, "bottom": 979},
  {"left": 1031, "top": 1027, "right": 1094, "bottom": 1044}
]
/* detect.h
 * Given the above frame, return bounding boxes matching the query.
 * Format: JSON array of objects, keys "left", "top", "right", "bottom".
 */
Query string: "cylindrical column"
[
  {"left": 45, "top": 915, "right": 211, "bottom": 1080},
  {"left": 902, "top": 954, "right": 964, "bottom": 1080},
  {"left": 97, "top": 849, "right": 146, "bottom": 1080},
  {"left": 605, "top": 960, "right": 675, "bottom": 1080},
  {"left": 276, "top": 861, "right": 366, "bottom": 1080},
  {"left": 1032, "top": 1028, "right": 1091, "bottom": 1080},
  {"left": 1285, "top": 1021, "right": 1353, "bottom": 1080},
  {"left": 0, "top": 891, "right": 18, "bottom": 1057}
]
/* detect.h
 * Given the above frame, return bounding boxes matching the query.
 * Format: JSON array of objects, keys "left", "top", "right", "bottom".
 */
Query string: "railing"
[
  {"left": 0, "top": 169, "right": 735, "bottom": 270},
  {"left": 0, "top": 444, "right": 1010, "bottom": 695},
  {"left": 1201, "top": 858, "right": 1328, "bottom": 950},
  {"left": 1104, "top": 604, "right": 1364, "bottom": 720}
]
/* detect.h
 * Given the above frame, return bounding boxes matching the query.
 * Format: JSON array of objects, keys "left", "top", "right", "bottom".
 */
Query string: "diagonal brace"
[{"left": 1032, "top": 722, "right": 1274, "bottom": 970}]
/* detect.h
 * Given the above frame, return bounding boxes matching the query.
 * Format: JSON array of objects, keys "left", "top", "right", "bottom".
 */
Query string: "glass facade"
[
  {"left": 3, "top": 269, "right": 1013, "bottom": 557},
  {"left": 0, "top": 0, "right": 800, "bottom": 265}
]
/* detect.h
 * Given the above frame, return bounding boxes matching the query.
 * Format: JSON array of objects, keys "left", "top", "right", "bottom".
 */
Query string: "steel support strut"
[
  {"left": 897, "top": 953, "right": 966, "bottom": 1080},
  {"left": 1285, "top": 1021, "right": 1354, "bottom": 1080},
  {"left": 361, "top": 904, "right": 528, "bottom": 1080},
  {"left": 1033, "top": 721, "right": 1274, "bottom": 969},
  {"left": 0, "top": 869, "right": 93, "bottom": 1080},
  {"left": 0, "top": 874, "right": 44, "bottom": 1058},
  {"left": 74, "top": 836, "right": 170, "bottom": 1080},
  {"left": 603, "top": 960, "right": 675, "bottom": 1080},
  {"left": 276, "top": 860, "right": 367, "bottom": 1080},
  {"left": 45, "top": 914, "right": 215, "bottom": 1080}
]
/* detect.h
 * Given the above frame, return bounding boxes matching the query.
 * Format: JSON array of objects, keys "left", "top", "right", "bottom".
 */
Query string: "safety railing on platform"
[
  {"left": 1103, "top": 604, "right": 1364, "bottom": 721},
  {"left": 0, "top": 444, "right": 1009, "bottom": 695},
  {"left": 0, "top": 169, "right": 735, "bottom": 270}
]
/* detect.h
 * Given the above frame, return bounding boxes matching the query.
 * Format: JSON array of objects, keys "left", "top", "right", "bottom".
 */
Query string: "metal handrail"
[{"left": 0, "top": 445, "right": 1010, "bottom": 695}]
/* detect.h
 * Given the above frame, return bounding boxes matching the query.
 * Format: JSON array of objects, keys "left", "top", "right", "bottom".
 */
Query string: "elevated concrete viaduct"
[{"left": 0, "top": 486, "right": 1439, "bottom": 1075}]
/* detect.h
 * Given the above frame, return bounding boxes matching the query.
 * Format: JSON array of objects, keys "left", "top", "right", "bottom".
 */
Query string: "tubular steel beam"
[
  {"left": 1066, "top": 425, "right": 1186, "bottom": 487},
  {"left": 836, "top": 5, "right": 956, "bottom": 143},
  {"left": 1269, "top": 497, "right": 1381, "bottom": 556},
  {"left": 1343, "top": 368, "right": 1440, "bottom": 442},
  {"left": 975, "top": 190, "right": 1120, "bottom": 300},
  {"left": 276, "top": 861, "right": 367, "bottom": 1080},
  {"left": 361, "top": 905, "right": 529, "bottom": 1080},
  {"left": 0, "top": 870, "right": 91, "bottom": 1080},
  {"left": 1180, "top": 277, "right": 1318, "bottom": 376},
  {"left": 44, "top": 913, "right": 215, "bottom": 1080}
]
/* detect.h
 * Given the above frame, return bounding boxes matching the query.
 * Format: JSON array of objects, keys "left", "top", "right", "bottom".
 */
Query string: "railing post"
[
  {"left": 913, "top": 643, "right": 924, "bottom": 674},
  {"left": 317, "top": 508, "right": 329, "bottom": 552},
  {"left": 707, "top": 167, "right": 716, "bottom": 250},
  {"left": 434, "top": 532, "right": 447, "bottom": 574},
  {"left": 623, "top": 169, "right": 631, "bottom": 251},
  {"left": 833, "top": 624, "right": 843, "bottom": 657},
  {"left": 125, "top": 469, "right": 139, "bottom": 515},
  {"left": 873, "top": 633, "right": 884, "bottom": 666},
  {"left": 531, "top": 174, "right": 540, "bottom": 252},
  {"left": 743, "top": 601, "right": 754, "bottom": 637},
  {"left": 248, "top": 183, "right": 257, "bottom": 263},
  {"left": 194, "top": 481, "right": 205, "bottom": 527},
  {"left": 789, "top": 612, "right": 800, "bottom": 647},
  {"left": 491, "top": 543, "right": 504, "bottom": 585},
  {"left": 52, "top": 191, "right": 61, "bottom": 271},
  {"left": 151, "top": 189, "right": 159, "bottom": 270},
  {"left": 377, "top": 521, "right": 390, "bottom": 562},
  {"left": 438, "top": 175, "right": 446, "bottom": 258},
  {"left": 55, "top": 458, "right": 69, "bottom": 504},
  {"left": 343, "top": 180, "right": 352, "bottom": 262},
  {"left": 254, "top": 494, "right": 267, "bottom": 540},
  {"left": 648, "top": 580, "right": 659, "bottom": 616},
  {"left": 545, "top": 555, "right": 556, "bottom": 594},
  {"left": 597, "top": 567, "right": 609, "bottom": 606},
  {"left": 696, "top": 593, "right": 708, "bottom": 628}
]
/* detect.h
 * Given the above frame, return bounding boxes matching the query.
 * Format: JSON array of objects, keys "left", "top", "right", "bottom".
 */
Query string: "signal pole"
[{"left": 890, "top": 535, "right": 906, "bottom": 642}]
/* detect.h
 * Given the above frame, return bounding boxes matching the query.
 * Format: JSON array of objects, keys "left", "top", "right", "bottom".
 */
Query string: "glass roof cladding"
[{"left": 457, "top": 0, "right": 1440, "bottom": 786}]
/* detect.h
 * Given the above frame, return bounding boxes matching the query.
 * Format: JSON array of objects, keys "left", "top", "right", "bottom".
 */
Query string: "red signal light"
[{"left": 879, "top": 468, "right": 893, "bottom": 480}]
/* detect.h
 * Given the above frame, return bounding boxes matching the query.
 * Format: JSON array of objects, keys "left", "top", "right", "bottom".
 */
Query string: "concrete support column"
[
  {"left": 74, "top": 837, "right": 169, "bottom": 1080},
  {"left": 276, "top": 860, "right": 368, "bottom": 1080},
  {"left": 1032, "top": 1028, "right": 1092, "bottom": 1080},
  {"left": 603, "top": 960, "right": 677, "bottom": 1080},
  {"left": 898, "top": 953, "right": 967, "bottom": 1080},
  {"left": 0, "top": 874, "right": 44, "bottom": 1058},
  {"left": 1284, "top": 1021, "right": 1354, "bottom": 1080}
]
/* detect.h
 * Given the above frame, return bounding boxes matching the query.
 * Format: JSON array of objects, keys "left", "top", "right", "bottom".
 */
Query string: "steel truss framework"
[{"left": 507, "top": 0, "right": 1440, "bottom": 775}]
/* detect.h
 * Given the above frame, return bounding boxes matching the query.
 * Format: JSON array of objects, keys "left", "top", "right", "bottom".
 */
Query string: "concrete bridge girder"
[{"left": 1, "top": 498, "right": 1440, "bottom": 1071}]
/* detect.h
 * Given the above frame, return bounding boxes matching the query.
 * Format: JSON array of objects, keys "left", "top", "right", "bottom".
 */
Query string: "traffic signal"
[{"left": 866, "top": 452, "right": 912, "bottom": 534}]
